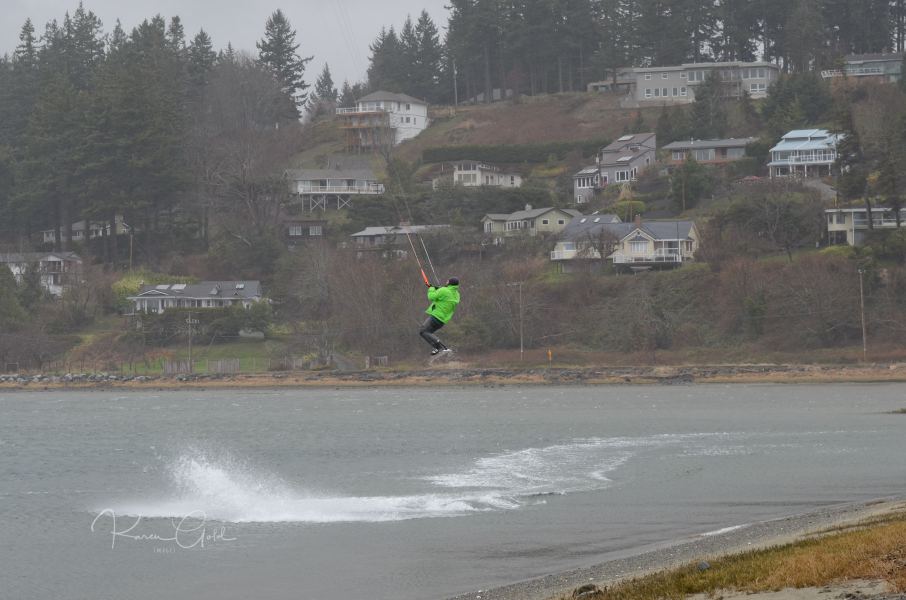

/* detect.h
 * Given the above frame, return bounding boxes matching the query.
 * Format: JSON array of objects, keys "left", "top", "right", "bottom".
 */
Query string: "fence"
[{"left": 0, "top": 355, "right": 344, "bottom": 376}]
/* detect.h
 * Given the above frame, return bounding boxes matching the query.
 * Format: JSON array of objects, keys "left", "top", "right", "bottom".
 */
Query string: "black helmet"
[{"left": 447, "top": 277, "right": 459, "bottom": 286}]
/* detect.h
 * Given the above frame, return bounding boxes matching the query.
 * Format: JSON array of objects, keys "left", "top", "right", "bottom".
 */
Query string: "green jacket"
[{"left": 425, "top": 284, "right": 460, "bottom": 323}]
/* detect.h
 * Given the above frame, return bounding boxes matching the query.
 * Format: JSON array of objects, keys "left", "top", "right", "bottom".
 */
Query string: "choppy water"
[{"left": 1, "top": 384, "right": 904, "bottom": 599}]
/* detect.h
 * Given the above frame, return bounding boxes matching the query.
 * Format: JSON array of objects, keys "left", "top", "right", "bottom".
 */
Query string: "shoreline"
[
  {"left": 3, "top": 363, "right": 906, "bottom": 391},
  {"left": 446, "top": 497, "right": 906, "bottom": 600}
]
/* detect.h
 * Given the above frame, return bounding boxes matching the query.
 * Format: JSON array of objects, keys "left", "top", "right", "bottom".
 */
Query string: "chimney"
[
  {"left": 525, "top": 204, "right": 532, "bottom": 211},
  {"left": 634, "top": 214, "right": 642, "bottom": 229}
]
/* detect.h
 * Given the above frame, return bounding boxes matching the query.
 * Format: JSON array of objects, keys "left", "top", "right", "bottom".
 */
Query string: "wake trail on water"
[{"left": 100, "top": 432, "right": 828, "bottom": 524}]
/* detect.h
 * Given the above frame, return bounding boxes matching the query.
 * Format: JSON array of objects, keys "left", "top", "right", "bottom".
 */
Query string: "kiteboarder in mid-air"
[{"left": 419, "top": 277, "right": 460, "bottom": 355}]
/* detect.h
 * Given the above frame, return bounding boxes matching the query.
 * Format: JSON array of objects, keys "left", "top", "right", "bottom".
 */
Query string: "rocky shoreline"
[
  {"left": 446, "top": 498, "right": 906, "bottom": 600},
  {"left": 3, "top": 363, "right": 906, "bottom": 389}
]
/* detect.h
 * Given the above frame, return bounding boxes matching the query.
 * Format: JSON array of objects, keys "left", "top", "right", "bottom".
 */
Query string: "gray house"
[
  {"left": 285, "top": 166, "right": 384, "bottom": 212},
  {"left": 630, "top": 61, "right": 779, "bottom": 105},
  {"left": 128, "top": 281, "right": 264, "bottom": 314},
  {"left": 573, "top": 133, "right": 656, "bottom": 202}
]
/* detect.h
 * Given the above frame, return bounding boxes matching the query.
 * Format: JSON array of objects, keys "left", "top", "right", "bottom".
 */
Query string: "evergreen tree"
[
  {"left": 339, "top": 80, "right": 356, "bottom": 106},
  {"left": 0, "top": 266, "right": 28, "bottom": 331},
  {"left": 313, "top": 63, "right": 337, "bottom": 102},
  {"left": 671, "top": 156, "right": 712, "bottom": 211},
  {"left": 785, "top": 0, "right": 827, "bottom": 72},
  {"left": 256, "top": 9, "right": 313, "bottom": 114},
  {"left": 187, "top": 29, "right": 216, "bottom": 90},
  {"left": 367, "top": 27, "right": 406, "bottom": 91},
  {"left": 414, "top": 10, "right": 443, "bottom": 101},
  {"left": 308, "top": 63, "right": 338, "bottom": 117},
  {"left": 690, "top": 71, "right": 727, "bottom": 139},
  {"left": 167, "top": 16, "right": 185, "bottom": 51},
  {"left": 834, "top": 100, "right": 871, "bottom": 225},
  {"left": 0, "top": 20, "right": 40, "bottom": 147}
]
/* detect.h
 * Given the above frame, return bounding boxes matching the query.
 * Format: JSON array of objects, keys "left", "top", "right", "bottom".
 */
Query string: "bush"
[
  {"left": 612, "top": 200, "right": 647, "bottom": 221},
  {"left": 112, "top": 270, "right": 196, "bottom": 312}
]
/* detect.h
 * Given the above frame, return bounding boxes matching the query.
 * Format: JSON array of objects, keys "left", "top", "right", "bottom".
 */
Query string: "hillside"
[{"left": 295, "top": 93, "right": 664, "bottom": 167}]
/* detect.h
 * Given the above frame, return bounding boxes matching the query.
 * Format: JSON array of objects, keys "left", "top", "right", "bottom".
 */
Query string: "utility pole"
[
  {"left": 857, "top": 268, "right": 867, "bottom": 362},
  {"left": 453, "top": 60, "right": 459, "bottom": 108},
  {"left": 186, "top": 313, "right": 198, "bottom": 373},
  {"left": 507, "top": 282, "right": 524, "bottom": 361}
]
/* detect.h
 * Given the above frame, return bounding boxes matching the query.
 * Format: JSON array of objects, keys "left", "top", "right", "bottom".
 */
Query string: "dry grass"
[{"left": 558, "top": 513, "right": 906, "bottom": 600}]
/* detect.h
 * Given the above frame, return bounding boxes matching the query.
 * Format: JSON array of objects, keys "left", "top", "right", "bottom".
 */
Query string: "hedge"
[{"left": 422, "top": 137, "right": 611, "bottom": 164}]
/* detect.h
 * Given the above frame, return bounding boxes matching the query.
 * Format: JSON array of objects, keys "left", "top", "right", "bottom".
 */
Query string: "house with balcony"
[
  {"left": 432, "top": 161, "right": 523, "bottom": 189},
  {"left": 0, "top": 251, "right": 82, "bottom": 297},
  {"left": 551, "top": 216, "right": 698, "bottom": 272},
  {"left": 335, "top": 91, "right": 428, "bottom": 151},
  {"left": 821, "top": 53, "right": 904, "bottom": 84},
  {"left": 663, "top": 137, "right": 757, "bottom": 165},
  {"left": 127, "top": 281, "right": 264, "bottom": 314},
  {"left": 826, "top": 207, "right": 906, "bottom": 246},
  {"left": 481, "top": 206, "right": 583, "bottom": 244},
  {"left": 768, "top": 129, "right": 842, "bottom": 178},
  {"left": 573, "top": 133, "right": 656, "bottom": 201},
  {"left": 285, "top": 166, "right": 384, "bottom": 212}
]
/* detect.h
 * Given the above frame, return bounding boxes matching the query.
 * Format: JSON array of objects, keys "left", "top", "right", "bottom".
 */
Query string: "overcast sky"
[{"left": 3, "top": 0, "right": 450, "bottom": 84}]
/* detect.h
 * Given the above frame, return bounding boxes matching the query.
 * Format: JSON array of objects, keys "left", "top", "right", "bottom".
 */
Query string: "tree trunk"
[
  {"left": 483, "top": 43, "right": 492, "bottom": 103},
  {"left": 110, "top": 210, "right": 119, "bottom": 266}
]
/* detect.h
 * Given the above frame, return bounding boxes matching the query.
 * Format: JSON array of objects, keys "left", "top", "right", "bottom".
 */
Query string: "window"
[
  {"left": 406, "top": 103, "right": 411, "bottom": 110},
  {"left": 672, "top": 151, "right": 685, "bottom": 161},
  {"left": 309, "top": 225, "right": 322, "bottom": 236},
  {"left": 644, "top": 73, "right": 652, "bottom": 80},
  {"left": 629, "top": 241, "right": 647, "bottom": 253},
  {"left": 654, "top": 88, "right": 660, "bottom": 97},
  {"left": 289, "top": 225, "right": 303, "bottom": 237},
  {"left": 615, "top": 170, "right": 631, "bottom": 182},
  {"left": 542, "top": 219, "right": 549, "bottom": 225},
  {"left": 750, "top": 82, "right": 766, "bottom": 93},
  {"left": 680, "top": 87, "right": 687, "bottom": 96},
  {"left": 510, "top": 176, "right": 515, "bottom": 185},
  {"left": 680, "top": 72, "right": 687, "bottom": 79},
  {"left": 673, "top": 87, "right": 678, "bottom": 96},
  {"left": 835, "top": 212, "right": 846, "bottom": 224},
  {"left": 662, "top": 87, "right": 668, "bottom": 97},
  {"left": 661, "top": 72, "right": 668, "bottom": 79},
  {"left": 693, "top": 148, "right": 715, "bottom": 161},
  {"left": 405, "top": 116, "right": 411, "bottom": 123},
  {"left": 645, "top": 88, "right": 652, "bottom": 98},
  {"left": 558, "top": 219, "right": 565, "bottom": 225},
  {"left": 413, "top": 117, "right": 417, "bottom": 124}
]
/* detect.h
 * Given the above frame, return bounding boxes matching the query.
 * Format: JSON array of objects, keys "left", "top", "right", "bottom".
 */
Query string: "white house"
[
  {"left": 433, "top": 161, "right": 523, "bottom": 189},
  {"left": 551, "top": 216, "right": 698, "bottom": 272},
  {"left": 0, "top": 251, "right": 82, "bottom": 297},
  {"left": 768, "top": 129, "right": 842, "bottom": 178},
  {"left": 127, "top": 281, "right": 264, "bottom": 314},
  {"left": 335, "top": 91, "right": 429, "bottom": 150}
]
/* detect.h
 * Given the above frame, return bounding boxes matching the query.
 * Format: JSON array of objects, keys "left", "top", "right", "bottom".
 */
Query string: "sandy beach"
[{"left": 446, "top": 498, "right": 906, "bottom": 600}]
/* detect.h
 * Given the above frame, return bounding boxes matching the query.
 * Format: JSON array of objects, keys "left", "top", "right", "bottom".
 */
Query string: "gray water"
[{"left": 1, "top": 384, "right": 904, "bottom": 600}]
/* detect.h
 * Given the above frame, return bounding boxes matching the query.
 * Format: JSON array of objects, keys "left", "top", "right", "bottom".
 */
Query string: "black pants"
[{"left": 419, "top": 316, "right": 446, "bottom": 350}]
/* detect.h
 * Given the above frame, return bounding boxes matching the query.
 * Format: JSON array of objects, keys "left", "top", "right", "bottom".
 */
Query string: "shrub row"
[{"left": 422, "top": 137, "right": 611, "bottom": 164}]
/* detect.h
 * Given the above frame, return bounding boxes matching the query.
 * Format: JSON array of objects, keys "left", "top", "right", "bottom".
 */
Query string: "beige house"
[
  {"left": 482, "top": 206, "right": 582, "bottom": 243},
  {"left": 433, "top": 161, "right": 523, "bottom": 189},
  {"left": 551, "top": 216, "right": 699, "bottom": 272},
  {"left": 826, "top": 207, "right": 906, "bottom": 246}
]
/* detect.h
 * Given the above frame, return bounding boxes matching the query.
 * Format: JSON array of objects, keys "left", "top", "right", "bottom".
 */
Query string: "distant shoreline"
[
  {"left": 446, "top": 497, "right": 906, "bottom": 600},
  {"left": 3, "top": 363, "right": 906, "bottom": 391}
]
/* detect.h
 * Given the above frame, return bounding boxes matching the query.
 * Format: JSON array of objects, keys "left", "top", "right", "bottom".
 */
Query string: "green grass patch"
[{"left": 557, "top": 512, "right": 906, "bottom": 600}]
